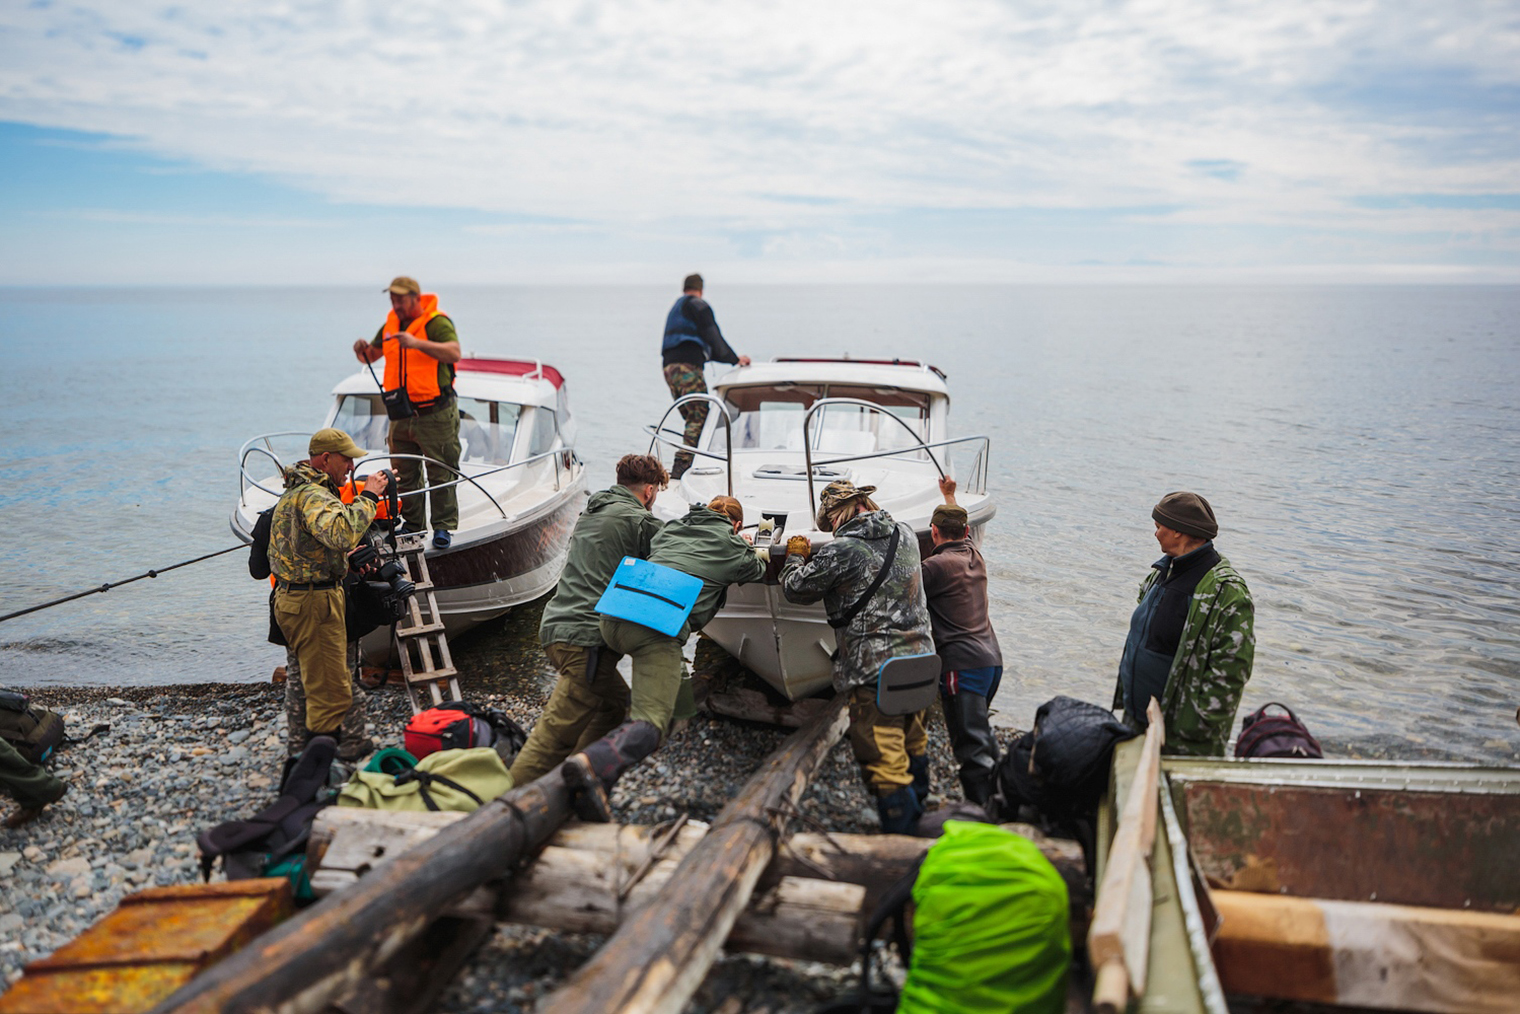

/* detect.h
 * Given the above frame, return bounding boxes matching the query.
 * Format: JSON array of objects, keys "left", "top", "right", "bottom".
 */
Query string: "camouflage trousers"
[
  {"left": 285, "top": 642, "right": 368, "bottom": 757},
  {"left": 661, "top": 363, "right": 708, "bottom": 479},
  {"left": 848, "top": 685, "right": 929, "bottom": 797}
]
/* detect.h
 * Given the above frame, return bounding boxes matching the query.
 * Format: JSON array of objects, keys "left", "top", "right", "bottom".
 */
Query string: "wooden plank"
[
  {"left": 148, "top": 770, "right": 579, "bottom": 1014},
  {"left": 1088, "top": 698, "right": 1165, "bottom": 1013},
  {"left": 535, "top": 692, "right": 851, "bottom": 1014},
  {"left": 1212, "top": 891, "right": 1520, "bottom": 1013}
]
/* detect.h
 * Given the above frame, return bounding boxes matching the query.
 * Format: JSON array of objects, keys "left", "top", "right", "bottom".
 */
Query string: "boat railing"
[
  {"left": 645, "top": 393, "right": 736, "bottom": 496},
  {"left": 237, "top": 432, "right": 578, "bottom": 524},
  {"left": 800, "top": 397, "right": 990, "bottom": 523}
]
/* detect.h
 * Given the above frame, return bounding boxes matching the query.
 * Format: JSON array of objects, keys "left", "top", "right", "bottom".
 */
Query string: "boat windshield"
[
  {"left": 714, "top": 384, "right": 931, "bottom": 458},
  {"left": 332, "top": 395, "right": 522, "bottom": 466}
]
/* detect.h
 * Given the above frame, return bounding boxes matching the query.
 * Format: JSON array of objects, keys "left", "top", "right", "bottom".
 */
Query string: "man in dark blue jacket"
[{"left": 660, "top": 273, "right": 750, "bottom": 478}]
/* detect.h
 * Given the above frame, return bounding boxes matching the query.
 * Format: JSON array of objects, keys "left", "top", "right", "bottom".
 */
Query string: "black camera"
[{"left": 348, "top": 525, "right": 416, "bottom": 630}]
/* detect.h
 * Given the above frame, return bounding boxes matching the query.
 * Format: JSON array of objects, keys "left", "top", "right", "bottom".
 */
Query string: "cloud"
[{"left": 0, "top": 1, "right": 1518, "bottom": 280}]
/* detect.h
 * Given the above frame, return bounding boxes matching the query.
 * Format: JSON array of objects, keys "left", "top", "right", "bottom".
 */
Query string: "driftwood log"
[
  {"left": 148, "top": 769, "right": 581, "bottom": 1014},
  {"left": 536, "top": 691, "right": 851, "bottom": 1014}
]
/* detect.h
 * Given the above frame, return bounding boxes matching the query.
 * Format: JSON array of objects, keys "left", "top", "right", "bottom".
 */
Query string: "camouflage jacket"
[
  {"left": 781, "top": 510, "right": 935, "bottom": 693},
  {"left": 1112, "top": 555, "right": 1255, "bottom": 757},
  {"left": 268, "top": 462, "right": 378, "bottom": 585}
]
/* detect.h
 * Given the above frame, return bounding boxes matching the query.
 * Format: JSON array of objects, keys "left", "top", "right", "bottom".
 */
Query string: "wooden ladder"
[{"left": 389, "top": 532, "right": 461, "bottom": 713}]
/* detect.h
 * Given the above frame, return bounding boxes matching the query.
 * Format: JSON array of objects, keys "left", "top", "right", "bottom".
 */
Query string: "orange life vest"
[
  {"left": 338, "top": 479, "right": 392, "bottom": 520},
  {"left": 381, "top": 293, "right": 451, "bottom": 405}
]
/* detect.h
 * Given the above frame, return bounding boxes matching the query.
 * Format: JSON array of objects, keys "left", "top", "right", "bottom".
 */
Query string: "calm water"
[{"left": 2, "top": 286, "right": 1517, "bottom": 761}]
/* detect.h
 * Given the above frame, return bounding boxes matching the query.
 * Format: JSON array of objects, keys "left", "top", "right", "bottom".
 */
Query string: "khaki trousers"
[
  {"left": 388, "top": 401, "right": 461, "bottom": 532},
  {"left": 273, "top": 586, "right": 351, "bottom": 735},
  {"left": 599, "top": 618, "right": 687, "bottom": 735},
  {"left": 509, "top": 642, "right": 630, "bottom": 785},
  {"left": 848, "top": 685, "right": 929, "bottom": 796}
]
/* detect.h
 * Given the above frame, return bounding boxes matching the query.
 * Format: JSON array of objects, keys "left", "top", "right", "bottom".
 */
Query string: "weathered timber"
[
  {"left": 327, "top": 914, "right": 495, "bottom": 1014},
  {"left": 536, "top": 691, "right": 850, "bottom": 1014},
  {"left": 1212, "top": 890, "right": 1520, "bottom": 1014},
  {"left": 1088, "top": 698, "right": 1164, "bottom": 1014},
  {"left": 148, "top": 771, "right": 577, "bottom": 1014},
  {"left": 311, "top": 809, "right": 1089, "bottom": 939},
  {"left": 703, "top": 687, "right": 834, "bottom": 728}
]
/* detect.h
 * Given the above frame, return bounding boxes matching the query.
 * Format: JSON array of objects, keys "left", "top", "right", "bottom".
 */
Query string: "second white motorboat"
[{"left": 645, "top": 357, "right": 993, "bottom": 700}]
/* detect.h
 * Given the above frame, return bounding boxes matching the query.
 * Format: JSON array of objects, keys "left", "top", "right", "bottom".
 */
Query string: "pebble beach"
[{"left": 0, "top": 600, "right": 972, "bottom": 1012}]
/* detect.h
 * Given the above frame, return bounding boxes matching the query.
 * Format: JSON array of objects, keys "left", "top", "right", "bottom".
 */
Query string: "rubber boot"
[
  {"left": 876, "top": 785, "right": 924, "bottom": 835},
  {"left": 561, "top": 720, "right": 661, "bottom": 822},
  {"left": 907, "top": 754, "right": 931, "bottom": 809},
  {"left": 943, "top": 691, "right": 998, "bottom": 806}
]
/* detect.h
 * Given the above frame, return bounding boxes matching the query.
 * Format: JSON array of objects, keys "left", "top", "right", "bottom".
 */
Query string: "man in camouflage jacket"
[
  {"left": 1113, "top": 491, "right": 1255, "bottom": 757},
  {"left": 782, "top": 481, "right": 935, "bottom": 833},
  {"left": 270, "top": 428, "right": 388, "bottom": 746}
]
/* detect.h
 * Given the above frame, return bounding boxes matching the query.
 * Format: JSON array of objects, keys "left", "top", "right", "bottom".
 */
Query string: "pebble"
[{"left": 0, "top": 854, "right": 19, "bottom": 877}]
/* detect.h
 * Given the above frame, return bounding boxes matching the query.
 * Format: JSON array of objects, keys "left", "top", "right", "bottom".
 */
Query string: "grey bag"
[{"left": 876, "top": 653, "right": 941, "bottom": 716}]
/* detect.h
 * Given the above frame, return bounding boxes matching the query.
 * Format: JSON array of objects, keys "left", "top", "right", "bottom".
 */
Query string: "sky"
[{"left": 1, "top": 1, "right": 1518, "bottom": 285}]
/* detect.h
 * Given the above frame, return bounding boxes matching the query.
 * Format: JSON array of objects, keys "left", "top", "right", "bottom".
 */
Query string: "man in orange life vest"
[{"left": 352, "top": 276, "right": 463, "bottom": 548}]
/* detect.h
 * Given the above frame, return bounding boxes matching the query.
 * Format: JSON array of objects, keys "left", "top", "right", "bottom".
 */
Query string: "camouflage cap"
[
  {"left": 818, "top": 480, "right": 877, "bottom": 515},
  {"left": 308, "top": 428, "right": 367, "bottom": 459},
  {"left": 384, "top": 276, "right": 421, "bottom": 296},
  {"left": 931, "top": 504, "right": 968, "bottom": 529}
]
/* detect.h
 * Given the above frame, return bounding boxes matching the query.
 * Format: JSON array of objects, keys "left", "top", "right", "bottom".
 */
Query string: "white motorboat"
[
  {"left": 233, "top": 356, "right": 586, "bottom": 650},
  {"left": 646, "top": 357, "right": 993, "bottom": 700}
]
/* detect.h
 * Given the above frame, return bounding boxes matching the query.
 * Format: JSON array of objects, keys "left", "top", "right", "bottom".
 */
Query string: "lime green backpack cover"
[
  {"left": 337, "top": 747, "right": 515, "bottom": 812},
  {"left": 897, "top": 820, "right": 1070, "bottom": 1014}
]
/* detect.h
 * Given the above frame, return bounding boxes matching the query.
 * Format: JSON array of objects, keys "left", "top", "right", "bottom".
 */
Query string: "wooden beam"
[
  {"left": 535, "top": 692, "right": 851, "bottom": 1014},
  {"left": 1088, "top": 698, "right": 1164, "bottom": 1014},
  {"left": 1212, "top": 890, "right": 1520, "bottom": 1013},
  {"left": 148, "top": 770, "right": 580, "bottom": 1014}
]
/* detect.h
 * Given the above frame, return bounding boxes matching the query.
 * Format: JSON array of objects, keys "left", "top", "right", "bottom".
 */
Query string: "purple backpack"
[{"left": 1235, "top": 702, "right": 1323, "bottom": 759}]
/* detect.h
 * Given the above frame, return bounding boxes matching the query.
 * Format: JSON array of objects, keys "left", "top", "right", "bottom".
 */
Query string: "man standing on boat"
[
  {"left": 1113, "top": 492, "right": 1255, "bottom": 756},
  {"left": 269, "top": 428, "right": 389, "bottom": 755},
  {"left": 780, "top": 481, "right": 936, "bottom": 833},
  {"left": 509, "top": 454, "right": 670, "bottom": 787},
  {"left": 922, "top": 476, "right": 1003, "bottom": 806},
  {"left": 660, "top": 273, "right": 750, "bottom": 479},
  {"left": 352, "top": 276, "right": 462, "bottom": 549}
]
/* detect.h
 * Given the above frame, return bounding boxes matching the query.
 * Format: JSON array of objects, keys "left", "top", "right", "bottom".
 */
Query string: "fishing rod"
[{"left": 0, "top": 545, "right": 245, "bottom": 624}]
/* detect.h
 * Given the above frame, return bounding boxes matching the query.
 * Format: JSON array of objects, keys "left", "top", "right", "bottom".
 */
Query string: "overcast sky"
[{"left": 2, "top": 1, "right": 1518, "bottom": 284}]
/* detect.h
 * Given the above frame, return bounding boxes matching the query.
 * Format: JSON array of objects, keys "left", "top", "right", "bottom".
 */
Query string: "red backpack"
[
  {"left": 1235, "top": 702, "right": 1323, "bottom": 759},
  {"left": 404, "top": 701, "right": 526, "bottom": 760}
]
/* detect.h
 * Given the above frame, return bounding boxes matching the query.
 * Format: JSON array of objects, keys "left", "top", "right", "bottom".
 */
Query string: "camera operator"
[{"left": 269, "top": 429, "right": 389, "bottom": 760}]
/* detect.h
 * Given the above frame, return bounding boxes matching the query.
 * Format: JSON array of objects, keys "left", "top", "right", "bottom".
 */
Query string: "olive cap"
[
  {"left": 384, "top": 276, "right": 421, "bottom": 296},
  {"left": 309, "top": 428, "right": 367, "bottom": 459}
]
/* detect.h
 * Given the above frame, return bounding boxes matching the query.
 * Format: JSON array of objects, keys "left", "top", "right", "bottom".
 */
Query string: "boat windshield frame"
[
  {"left": 237, "top": 433, "right": 578, "bottom": 522},
  {"left": 644, "top": 395, "right": 991, "bottom": 524}
]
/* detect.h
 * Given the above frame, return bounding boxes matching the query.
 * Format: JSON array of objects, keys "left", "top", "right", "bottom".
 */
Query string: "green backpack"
[
  {"left": 897, "top": 820, "right": 1071, "bottom": 1014},
  {"left": 337, "top": 746, "right": 515, "bottom": 812}
]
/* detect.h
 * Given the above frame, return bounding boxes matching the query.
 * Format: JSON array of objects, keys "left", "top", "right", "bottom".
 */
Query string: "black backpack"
[
  {"left": 991, "top": 696, "right": 1137, "bottom": 866},
  {"left": 0, "top": 690, "right": 66, "bottom": 765},
  {"left": 196, "top": 735, "right": 340, "bottom": 898}
]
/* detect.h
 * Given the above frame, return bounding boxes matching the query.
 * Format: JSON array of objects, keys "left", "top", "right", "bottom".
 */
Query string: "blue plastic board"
[{"left": 595, "top": 557, "right": 704, "bottom": 637}]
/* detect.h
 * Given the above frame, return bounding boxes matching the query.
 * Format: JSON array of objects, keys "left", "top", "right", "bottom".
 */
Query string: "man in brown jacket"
[{"left": 922, "top": 477, "right": 1003, "bottom": 805}]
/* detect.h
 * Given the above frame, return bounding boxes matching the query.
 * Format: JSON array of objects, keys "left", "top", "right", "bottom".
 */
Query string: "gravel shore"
[{"left": 0, "top": 600, "right": 971, "bottom": 1012}]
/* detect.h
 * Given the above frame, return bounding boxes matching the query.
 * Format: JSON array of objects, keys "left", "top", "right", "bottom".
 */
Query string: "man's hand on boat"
[
  {"left": 361, "top": 470, "right": 390, "bottom": 496},
  {"left": 939, "top": 475, "right": 958, "bottom": 505},
  {"left": 786, "top": 535, "right": 812, "bottom": 559}
]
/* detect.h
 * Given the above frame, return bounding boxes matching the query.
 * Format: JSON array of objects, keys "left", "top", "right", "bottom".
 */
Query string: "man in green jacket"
[
  {"left": 563, "top": 496, "right": 766, "bottom": 820},
  {"left": 1113, "top": 491, "right": 1255, "bottom": 756},
  {"left": 509, "top": 455, "right": 669, "bottom": 785},
  {"left": 270, "top": 428, "right": 389, "bottom": 751}
]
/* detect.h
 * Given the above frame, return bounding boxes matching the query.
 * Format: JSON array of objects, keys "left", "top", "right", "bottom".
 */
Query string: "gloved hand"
[
  {"left": 348, "top": 544, "right": 380, "bottom": 573},
  {"left": 786, "top": 535, "right": 813, "bottom": 559}
]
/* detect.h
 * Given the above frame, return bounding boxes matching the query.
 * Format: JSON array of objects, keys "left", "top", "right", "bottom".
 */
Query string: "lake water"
[{"left": 2, "top": 285, "right": 1517, "bottom": 762}]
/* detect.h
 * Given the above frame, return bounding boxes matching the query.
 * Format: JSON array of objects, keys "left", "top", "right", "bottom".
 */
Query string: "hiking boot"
[
  {"left": 337, "top": 736, "right": 377, "bottom": 763},
  {"left": 560, "top": 720, "right": 661, "bottom": 823},
  {"left": 876, "top": 785, "right": 924, "bottom": 835},
  {"left": 5, "top": 783, "right": 66, "bottom": 829}
]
